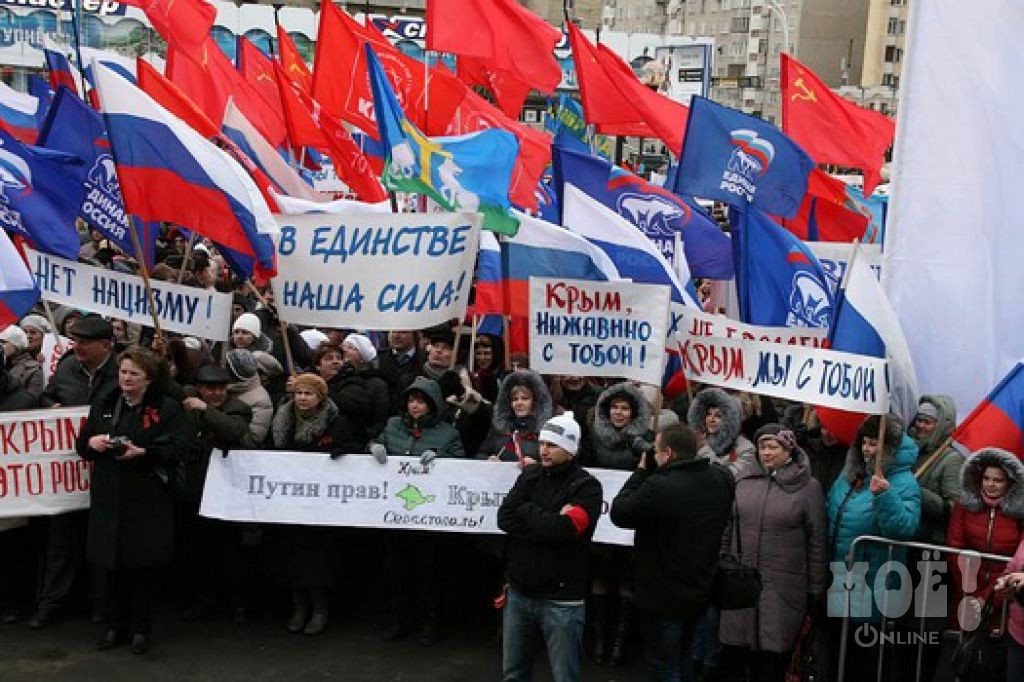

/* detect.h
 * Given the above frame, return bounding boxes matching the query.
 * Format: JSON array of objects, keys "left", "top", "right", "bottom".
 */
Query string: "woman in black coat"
[
  {"left": 77, "top": 347, "right": 193, "bottom": 655},
  {"left": 271, "top": 372, "right": 362, "bottom": 637}
]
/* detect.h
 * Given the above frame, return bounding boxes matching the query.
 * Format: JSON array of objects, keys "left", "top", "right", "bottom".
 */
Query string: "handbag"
[
  {"left": 951, "top": 598, "right": 1007, "bottom": 682},
  {"left": 712, "top": 501, "right": 762, "bottom": 611}
]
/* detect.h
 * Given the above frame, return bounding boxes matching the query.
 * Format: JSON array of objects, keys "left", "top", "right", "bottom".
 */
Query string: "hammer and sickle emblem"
[{"left": 791, "top": 77, "right": 816, "bottom": 102}]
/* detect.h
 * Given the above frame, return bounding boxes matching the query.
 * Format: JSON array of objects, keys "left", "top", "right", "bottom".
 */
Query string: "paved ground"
[{"left": 0, "top": 611, "right": 648, "bottom": 681}]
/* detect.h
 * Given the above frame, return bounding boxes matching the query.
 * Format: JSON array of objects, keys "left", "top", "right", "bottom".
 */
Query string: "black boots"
[
  {"left": 608, "top": 597, "right": 633, "bottom": 667},
  {"left": 588, "top": 595, "right": 610, "bottom": 665},
  {"left": 303, "top": 588, "right": 329, "bottom": 636},
  {"left": 588, "top": 596, "right": 632, "bottom": 667},
  {"left": 286, "top": 591, "right": 309, "bottom": 634}
]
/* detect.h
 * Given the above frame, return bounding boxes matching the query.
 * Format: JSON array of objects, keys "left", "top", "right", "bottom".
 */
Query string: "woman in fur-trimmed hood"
[
  {"left": 947, "top": 447, "right": 1024, "bottom": 613},
  {"left": 826, "top": 413, "right": 920, "bottom": 624},
  {"left": 687, "top": 387, "right": 755, "bottom": 478},
  {"left": 476, "top": 369, "right": 552, "bottom": 462},
  {"left": 582, "top": 382, "right": 653, "bottom": 471}
]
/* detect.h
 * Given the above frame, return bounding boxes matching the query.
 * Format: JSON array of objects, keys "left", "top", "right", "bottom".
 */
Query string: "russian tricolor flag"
[
  {"left": 473, "top": 211, "right": 620, "bottom": 318},
  {"left": 0, "top": 230, "right": 39, "bottom": 328},
  {"left": 953, "top": 364, "right": 1024, "bottom": 457},
  {"left": 92, "top": 62, "right": 277, "bottom": 277},
  {"left": 0, "top": 81, "right": 40, "bottom": 144},
  {"left": 44, "top": 49, "right": 80, "bottom": 96}
]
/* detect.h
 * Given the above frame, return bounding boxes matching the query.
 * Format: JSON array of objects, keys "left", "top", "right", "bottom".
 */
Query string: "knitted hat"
[
  {"left": 19, "top": 314, "right": 50, "bottom": 333},
  {"left": 915, "top": 402, "right": 940, "bottom": 423},
  {"left": 0, "top": 325, "right": 27, "bottom": 352},
  {"left": 300, "top": 329, "right": 329, "bottom": 352},
  {"left": 225, "top": 348, "right": 258, "bottom": 381},
  {"left": 232, "top": 312, "right": 262, "bottom": 337},
  {"left": 539, "top": 413, "right": 582, "bottom": 456},
  {"left": 754, "top": 423, "right": 797, "bottom": 452},
  {"left": 343, "top": 333, "right": 377, "bottom": 364},
  {"left": 293, "top": 373, "right": 328, "bottom": 400}
]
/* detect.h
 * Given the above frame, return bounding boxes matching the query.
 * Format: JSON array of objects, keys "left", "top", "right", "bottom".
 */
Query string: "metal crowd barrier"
[{"left": 836, "top": 535, "right": 1013, "bottom": 682}]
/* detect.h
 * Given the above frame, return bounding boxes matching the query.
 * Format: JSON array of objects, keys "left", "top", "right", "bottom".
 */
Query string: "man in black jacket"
[
  {"left": 31, "top": 316, "right": 118, "bottom": 629},
  {"left": 610, "top": 422, "right": 733, "bottom": 681},
  {"left": 497, "top": 414, "right": 602, "bottom": 682},
  {"left": 179, "top": 365, "right": 254, "bottom": 622}
]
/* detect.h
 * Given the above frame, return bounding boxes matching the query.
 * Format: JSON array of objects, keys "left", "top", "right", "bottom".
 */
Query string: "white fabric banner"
[
  {"left": 669, "top": 305, "right": 828, "bottom": 349},
  {"left": 200, "top": 452, "right": 635, "bottom": 547},
  {"left": 529, "top": 277, "right": 671, "bottom": 385},
  {"left": 26, "top": 248, "right": 233, "bottom": 340},
  {"left": 271, "top": 212, "right": 481, "bottom": 330},
  {"left": 885, "top": 0, "right": 1024, "bottom": 420},
  {"left": 0, "top": 407, "right": 91, "bottom": 519},
  {"left": 674, "top": 308, "right": 889, "bottom": 413}
]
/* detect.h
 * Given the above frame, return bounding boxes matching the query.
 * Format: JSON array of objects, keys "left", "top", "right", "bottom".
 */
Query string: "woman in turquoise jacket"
[{"left": 827, "top": 413, "right": 921, "bottom": 679}]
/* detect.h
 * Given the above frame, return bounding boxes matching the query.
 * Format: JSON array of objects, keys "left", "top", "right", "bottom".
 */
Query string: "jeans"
[
  {"left": 690, "top": 606, "right": 722, "bottom": 669},
  {"left": 502, "top": 586, "right": 585, "bottom": 682},
  {"left": 641, "top": 609, "right": 699, "bottom": 682}
]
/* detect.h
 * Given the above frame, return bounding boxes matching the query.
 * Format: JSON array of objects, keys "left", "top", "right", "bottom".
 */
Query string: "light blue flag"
[{"left": 365, "top": 45, "right": 519, "bottom": 235}]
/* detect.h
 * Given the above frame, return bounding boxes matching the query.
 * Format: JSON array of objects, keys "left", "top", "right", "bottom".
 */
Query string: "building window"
[
  {"left": 731, "top": 16, "right": 749, "bottom": 32},
  {"left": 887, "top": 17, "right": 899, "bottom": 34},
  {"left": 884, "top": 46, "right": 903, "bottom": 62}
]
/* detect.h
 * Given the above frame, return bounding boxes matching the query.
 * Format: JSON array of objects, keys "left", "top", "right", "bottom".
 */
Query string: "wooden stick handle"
[{"left": 914, "top": 435, "right": 955, "bottom": 479}]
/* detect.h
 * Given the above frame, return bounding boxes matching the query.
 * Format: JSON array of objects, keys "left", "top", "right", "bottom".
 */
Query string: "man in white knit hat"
[{"left": 498, "top": 413, "right": 603, "bottom": 682}]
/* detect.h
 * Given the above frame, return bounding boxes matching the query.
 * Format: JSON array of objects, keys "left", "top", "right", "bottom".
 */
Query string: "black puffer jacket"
[
  {"left": 582, "top": 382, "right": 653, "bottom": 470},
  {"left": 477, "top": 369, "right": 553, "bottom": 461},
  {"left": 498, "top": 460, "right": 603, "bottom": 600},
  {"left": 610, "top": 457, "right": 734, "bottom": 617}
]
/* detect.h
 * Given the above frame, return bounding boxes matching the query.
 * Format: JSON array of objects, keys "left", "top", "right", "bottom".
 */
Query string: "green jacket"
[
  {"left": 911, "top": 395, "right": 963, "bottom": 543},
  {"left": 371, "top": 377, "right": 465, "bottom": 458}
]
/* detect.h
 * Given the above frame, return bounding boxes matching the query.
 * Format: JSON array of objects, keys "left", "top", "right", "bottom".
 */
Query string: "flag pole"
[
  {"left": 246, "top": 280, "right": 296, "bottom": 376},
  {"left": 914, "top": 435, "right": 954, "bottom": 479},
  {"left": 873, "top": 413, "right": 887, "bottom": 479},
  {"left": 127, "top": 216, "right": 163, "bottom": 339},
  {"left": 502, "top": 315, "right": 511, "bottom": 371},
  {"left": 467, "top": 314, "right": 479, "bottom": 373}
]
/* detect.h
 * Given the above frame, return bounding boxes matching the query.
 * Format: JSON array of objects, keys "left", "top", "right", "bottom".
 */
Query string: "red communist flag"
[
  {"left": 567, "top": 22, "right": 688, "bottom": 154},
  {"left": 457, "top": 57, "right": 533, "bottom": 119},
  {"left": 780, "top": 169, "right": 869, "bottom": 242},
  {"left": 426, "top": 0, "right": 561, "bottom": 97},
  {"left": 275, "top": 63, "right": 386, "bottom": 203},
  {"left": 781, "top": 53, "right": 895, "bottom": 195},
  {"left": 274, "top": 62, "right": 326, "bottom": 149},
  {"left": 120, "top": 0, "right": 215, "bottom": 52},
  {"left": 237, "top": 37, "right": 283, "bottom": 118},
  {"left": 312, "top": 3, "right": 431, "bottom": 137},
  {"left": 167, "top": 38, "right": 287, "bottom": 148},
  {"left": 277, "top": 26, "right": 313, "bottom": 96}
]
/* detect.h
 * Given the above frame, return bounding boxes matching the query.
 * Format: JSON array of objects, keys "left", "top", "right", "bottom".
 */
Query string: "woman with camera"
[{"left": 77, "top": 347, "right": 193, "bottom": 655}]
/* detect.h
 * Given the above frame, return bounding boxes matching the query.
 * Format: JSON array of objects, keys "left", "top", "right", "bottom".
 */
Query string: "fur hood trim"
[
  {"left": 491, "top": 369, "right": 553, "bottom": 434},
  {"left": 687, "top": 388, "right": 742, "bottom": 457},
  {"left": 959, "top": 447, "right": 1024, "bottom": 518},
  {"left": 592, "top": 382, "right": 652, "bottom": 447}
]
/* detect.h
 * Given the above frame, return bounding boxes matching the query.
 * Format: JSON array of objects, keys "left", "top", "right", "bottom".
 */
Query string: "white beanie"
[
  {"left": 0, "top": 325, "right": 27, "bottom": 352},
  {"left": 300, "top": 329, "right": 329, "bottom": 352},
  {"left": 539, "top": 413, "right": 582, "bottom": 456},
  {"left": 232, "top": 312, "right": 262, "bottom": 337},
  {"left": 344, "top": 333, "right": 377, "bottom": 364},
  {"left": 20, "top": 314, "right": 50, "bottom": 333}
]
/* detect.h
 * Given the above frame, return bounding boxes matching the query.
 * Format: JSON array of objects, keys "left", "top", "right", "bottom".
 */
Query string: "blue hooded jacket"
[{"left": 826, "top": 415, "right": 921, "bottom": 623}]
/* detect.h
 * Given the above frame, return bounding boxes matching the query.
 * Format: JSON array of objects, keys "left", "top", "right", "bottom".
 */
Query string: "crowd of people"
[{"left": 0, "top": 230, "right": 1022, "bottom": 682}]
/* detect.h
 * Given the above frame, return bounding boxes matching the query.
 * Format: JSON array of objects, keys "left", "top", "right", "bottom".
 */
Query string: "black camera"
[{"left": 107, "top": 435, "right": 131, "bottom": 454}]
